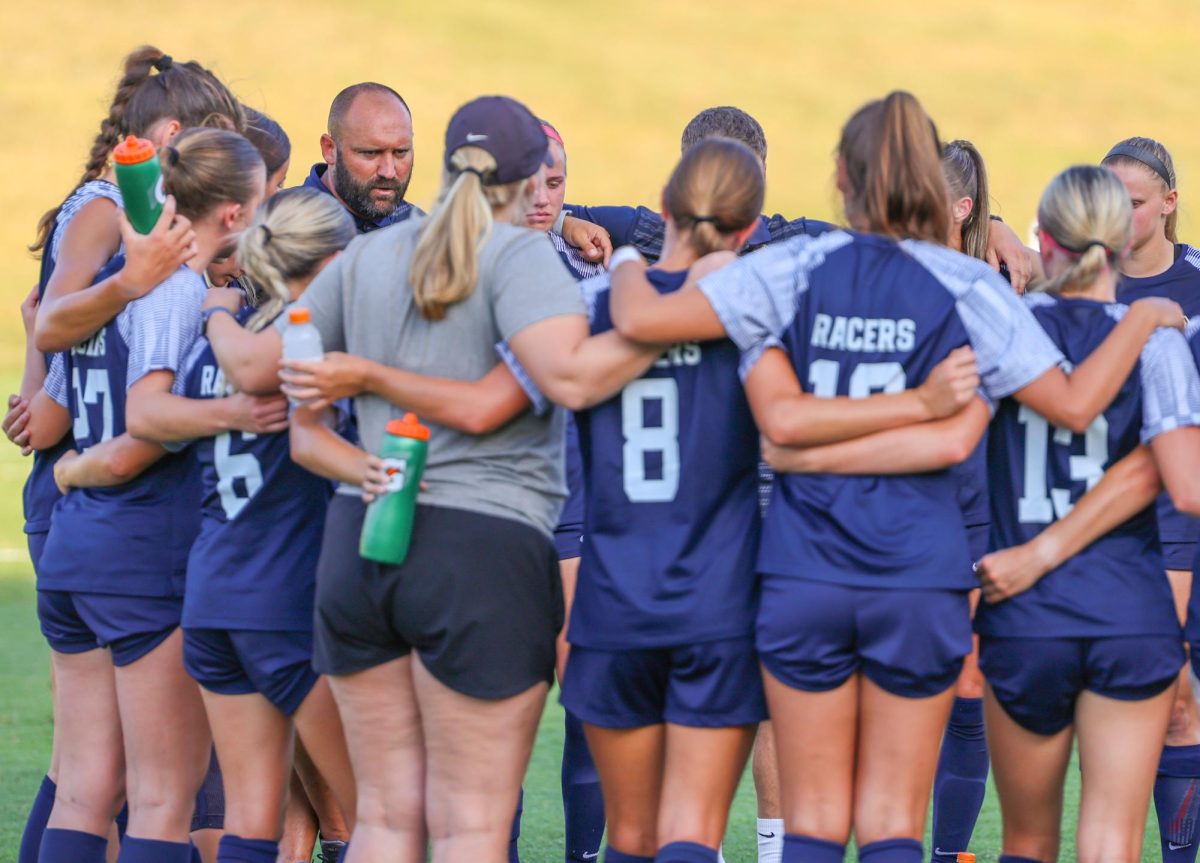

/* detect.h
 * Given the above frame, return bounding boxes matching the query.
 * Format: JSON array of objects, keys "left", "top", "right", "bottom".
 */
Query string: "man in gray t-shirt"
[{"left": 282, "top": 216, "right": 585, "bottom": 537}]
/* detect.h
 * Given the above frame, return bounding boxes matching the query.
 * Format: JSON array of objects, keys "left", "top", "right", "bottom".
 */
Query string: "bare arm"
[
  {"left": 1014, "top": 298, "right": 1186, "bottom": 433},
  {"left": 976, "top": 446, "right": 1161, "bottom": 604},
  {"left": 25, "top": 389, "right": 72, "bottom": 452},
  {"left": 1148, "top": 426, "right": 1200, "bottom": 516},
  {"left": 202, "top": 292, "right": 284, "bottom": 395},
  {"left": 505, "top": 315, "right": 665, "bottom": 412},
  {"left": 126, "top": 370, "right": 290, "bottom": 444},
  {"left": 289, "top": 405, "right": 390, "bottom": 502},
  {"left": 35, "top": 198, "right": 196, "bottom": 352},
  {"left": 5, "top": 289, "right": 45, "bottom": 455},
  {"left": 608, "top": 254, "right": 731, "bottom": 344},
  {"left": 280, "top": 353, "right": 532, "bottom": 435},
  {"left": 762, "top": 397, "right": 992, "bottom": 475},
  {"left": 53, "top": 435, "right": 167, "bottom": 493}
]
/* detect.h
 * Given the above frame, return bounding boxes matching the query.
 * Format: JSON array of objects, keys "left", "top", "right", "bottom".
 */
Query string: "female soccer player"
[
  {"left": 169, "top": 188, "right": 357, "bottom": 863},
  {"left": 1103, "top": 137, "right": 1200, "bottom": 863},
  {"left": 7, "top": 45, "right": 245, "bottom": 863},
  {"left": 607, "top": 92, "right": 1187, "bottom": 863},
  {"left": 23, "top": 128, "right": 267, "bottom": 863},
  {"left": 975, "top": 165, "right": 1200, "bottom": 863}
]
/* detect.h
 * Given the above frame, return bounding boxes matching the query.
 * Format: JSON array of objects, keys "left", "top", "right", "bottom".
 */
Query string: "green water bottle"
[
  {"left": 359, "top": 413, "right": 430, "bottom": 565},
  {"left": 113, "top": 135, "right": 165, "bottom": 234}
]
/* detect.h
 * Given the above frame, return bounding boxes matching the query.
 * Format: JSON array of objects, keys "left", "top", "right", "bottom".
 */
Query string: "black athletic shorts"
[{"left": 313, "top": 495, "right": 563, "bottom": 699}]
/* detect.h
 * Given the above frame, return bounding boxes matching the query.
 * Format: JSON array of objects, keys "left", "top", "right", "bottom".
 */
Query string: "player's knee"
[
  {"left": 1167, "top": 689, "right": 1200, "bottom": 740},
  {"left": 606, "top": 822, "right": 658, "bottom": 858},
  {"left": 1002, "top": 829, "right": 1060, "bottom": 863},
  {"left": 53, "top": 772, "right": 125, "bottom": 827},
  {"left": 657, "top": 806, "right": 725, "bottom": 850},
  {"left": 356, "top": 784, "right": 422, "bottom": 834}
]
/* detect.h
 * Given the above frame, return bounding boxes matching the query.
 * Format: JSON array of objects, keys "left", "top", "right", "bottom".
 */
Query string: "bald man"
[{"left": 304, "top": 82, "right": 423, "bottom": 233}]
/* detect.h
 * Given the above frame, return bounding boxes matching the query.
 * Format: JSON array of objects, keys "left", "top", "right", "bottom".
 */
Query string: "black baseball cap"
[{"left": 444, "top": 95, "right": 552, "bottom": 185}]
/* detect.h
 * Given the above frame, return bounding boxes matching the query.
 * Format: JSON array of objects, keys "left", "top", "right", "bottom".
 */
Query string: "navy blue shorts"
[
  {"left": 757, "top": 578, "right": 971, "bottom": 698},
  {"left": 38, "top": 590, "right": 180, "bottom": 666},
  {"left": 560, "top": 636, "right": 767, "bottom": 729},
  {"left": 183, "top": 628, "right": 318, "bottom": 716},
  {"left": 980, "top": 636, "right": 1184, "bottom": 735},
  {"left": 1163, "top": 542, "right": 1196, "bottom": 572}
]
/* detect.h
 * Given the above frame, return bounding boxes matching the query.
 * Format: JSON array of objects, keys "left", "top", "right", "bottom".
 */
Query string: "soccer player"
[
  {"left": 1102, "top": 137, "right": 1200, "bottom": 863},
  {"left": 22, "top": 129, "right": 267, "bottom": 863},
  {"left": 608, "top": 91, "right": 1188, "bottom": 863},
  {"left": 4, "top": 46, "right": 243, "bottom": 863},
  {"left": 975, "top": 165, "right": 1200, "bottom": 863},
  {"left": 167, "top": 188, "right": 357, "bottom": 863}
]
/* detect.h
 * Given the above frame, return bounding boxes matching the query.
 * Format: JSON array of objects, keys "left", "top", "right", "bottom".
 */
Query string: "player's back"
[{"left": 571, "top": 269, "right": 760, "bottom": 650}]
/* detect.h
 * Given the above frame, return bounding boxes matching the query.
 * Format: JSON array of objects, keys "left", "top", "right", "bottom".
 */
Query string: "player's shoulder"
[{"left": 899, "top": 239, "right": 1008, "bottom": 298}]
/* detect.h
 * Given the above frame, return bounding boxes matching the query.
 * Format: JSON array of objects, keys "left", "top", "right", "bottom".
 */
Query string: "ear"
[
  {"left": 320, "top": 133, "right": 337, "bottom": 166},
  {"left": 1163, "top": 187, "right": 1179, "bottom": 218},
  {"left": 835, "top": 156, "right": 850, "bottom": 195},
  {"left": 953, "top": 195, "right": 974, "bottom": 226},
  {"left": 732, "top": 220, "right": 760, "bottom": 249},
  {"left": 148, "top": 119, "right": 183, "bottom": 149}
]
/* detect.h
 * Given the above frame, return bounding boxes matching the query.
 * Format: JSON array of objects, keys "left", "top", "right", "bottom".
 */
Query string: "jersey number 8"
[
  {"left": 621, "top": 378, "right": 680, "bottom": 503},
  {"left": 215, "top": 432, "right": 264, "bottom": 519}
]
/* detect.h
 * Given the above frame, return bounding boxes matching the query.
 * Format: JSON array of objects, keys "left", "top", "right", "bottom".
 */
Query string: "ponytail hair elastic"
[
  {"left": 458, "top": 166, "right": 488, "bottom": 183},
  {"left": 152, "top": 54, "right": 174, "bottom": 73},
  {"left": 163, "top": 145, "right": 180, "bottom": 167},
  {"left": 690, "top": 215, "right": 731, "bottom": 232},
  {"left": 259, "top": 224, "right": 273, "bottom": 245}
]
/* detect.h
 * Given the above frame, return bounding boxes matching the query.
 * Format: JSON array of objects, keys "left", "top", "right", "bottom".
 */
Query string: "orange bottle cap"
[
  {"left": 113, "top": 135, "right": 157, "bottom": 165},
  {"left": 956, "top": 854, "right": 976, "bottom": 863},
  {"left": 386, "top": 412, "right": 430, "bottom": 441},
  {"left": 288, "top": 308, "right": 311, "bottom": 324}
]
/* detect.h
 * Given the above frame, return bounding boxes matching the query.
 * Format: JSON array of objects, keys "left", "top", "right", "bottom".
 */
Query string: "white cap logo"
[{"left": 465, "top": 133, "right": 489, "bottom": 143}]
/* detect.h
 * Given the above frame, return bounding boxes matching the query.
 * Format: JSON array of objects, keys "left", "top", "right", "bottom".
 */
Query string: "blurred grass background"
[{"left": 1, "top": 1, "right": 1196, "bottom": 858}]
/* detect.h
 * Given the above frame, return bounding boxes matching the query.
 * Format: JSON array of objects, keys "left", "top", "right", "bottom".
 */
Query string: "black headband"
[{"left": 1105, "top": 144, "right": 1173, "bottom": 189}]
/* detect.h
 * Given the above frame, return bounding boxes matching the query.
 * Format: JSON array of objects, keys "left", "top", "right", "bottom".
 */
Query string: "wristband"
[
  {"left": 609, "top": 245, "right": 645, "bottom": 272},
  {"left": 201, "top": 306, "right": 237, "bottom": 338},
  {"left": 552, "top": 208, "right": 568, "bottom": 234}
]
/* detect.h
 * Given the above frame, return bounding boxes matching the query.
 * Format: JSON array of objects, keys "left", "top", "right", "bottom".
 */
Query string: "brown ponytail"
[
  {"left": 941, "top": 139, "right": 991, "bottom": 261},
  {"left": 663, "top": 138, "right": 764, "bottom": 256},
  {"left": 30, "top": 45, "right": 244, "bottom": 256},
  {"left": 838, "top": 91, "right": 950, "bottom": 244}
]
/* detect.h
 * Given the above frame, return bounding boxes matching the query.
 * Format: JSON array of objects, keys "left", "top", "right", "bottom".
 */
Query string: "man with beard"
[{"left": 304, "top": 82, "right": 422, "bottom": 233}]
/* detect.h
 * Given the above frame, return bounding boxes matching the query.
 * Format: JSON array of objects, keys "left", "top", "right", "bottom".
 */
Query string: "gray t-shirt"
[{"left": 283, "top": 218, "right": 585, "bottom": 535}]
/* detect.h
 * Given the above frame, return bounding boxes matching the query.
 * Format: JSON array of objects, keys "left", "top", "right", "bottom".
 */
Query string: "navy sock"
[
  {"left": 115, "top": 803, "right": 129, "bottom": 841},
  {"left": 117, "top": 836, "right": 194, "bottom": 863},
  {"left": 19, "top": 775, "right": 56, "bottom": 863},
  {"left": 857, "top": 838, "right": 922, "bottom": 863},
  {"left": 37, "top": 827, "right": 107, "bottom": 863},
  {"left": 193, "top": 750, "right": 225, "bottom": 832},
  {"left": 216, "top": 834, "right": 278, "bottom": 863},
  {"left": 509, "top": 787, "right": 524, "bottom": 863},
  {"left": 997, "top": 857, "right": 1044, "bottom": 863},
  {"left": 1156, "top": 744, "right": 1200, "bottom": 862},
  {"left": 320, "top": 839, "right": 348, "bottom": 863},
  {"left": 605, "top": 848, "right": 655, "bottom": 863},
  {"left": 190, "top": 844, "right": 202, "bottom": 863},
  {"left": 563, "top": 710, "right": 605, "bottom": 863},
  {"left": 781, "top": 834, "right": 844, "bottom": 863},
  {"left": 654, "top": 842, "right": 717, "bottom": 863},
  {"left": 931, "top": 696, "right": 988, "bottom": 857}
]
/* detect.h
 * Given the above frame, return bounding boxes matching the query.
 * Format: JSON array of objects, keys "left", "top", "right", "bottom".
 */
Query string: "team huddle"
[{"left": 9, "top": 42, "right": 1200, "bottom": 863}]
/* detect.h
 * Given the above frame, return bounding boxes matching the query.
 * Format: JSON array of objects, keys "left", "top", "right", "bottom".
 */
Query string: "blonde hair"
[
  {"left": 941, "top": 140, "right": 991, "bottom": 261},
  {"left": 1034, "top": 165, "right": 1131, "bottom": 295},
  {"left": 162, "top": 127, "right": 263, "bottom": 220},
  {"left": 1102, "top": 136, "right": 1179, "bottom": 243},
  {"left": 664, "top": 138, "right": 764, "bottom": 256},
  {"left": 238, "top": 187, "right": 356, "bottom": 331},
  {"left": 408, "top": 146, "right": 531, "bottom": 321}
]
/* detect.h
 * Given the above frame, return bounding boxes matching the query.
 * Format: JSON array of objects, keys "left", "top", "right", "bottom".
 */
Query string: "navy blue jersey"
[
  {"left": 699, "top": 231, "right": 1066, "bottom": 590},
  {"left": 1117, "top": 245, "right": 1200, "bottom": 549},
  {"left": 569, "top": 269, "right": 760, "bottom": 648},
  {"left": 302, "top": 164, "right": 424, "bottom": 234},
  {"left": 37, "top": 266, "right": 204, "bottom": 597},
  {"left": 181, "top": 316, "right": 334, "bottom": 631},
  {"left": 978, "top": 295, "right": 1200, "bottom": 639},
  {"left": 24, "top": 182, "right": 124, "bottom": 536}
]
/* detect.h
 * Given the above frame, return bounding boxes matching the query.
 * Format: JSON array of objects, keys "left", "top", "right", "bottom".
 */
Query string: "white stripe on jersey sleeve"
[
  {"left": 901, "top": 240, "right": 1065, "bottom": 400},
  {"left": 577, "top": 272, "right": 612, "bottom": 324},
  {"left": 1138, "top": 327, "right": 1200, "bottom": 442},
  {"left": 49, "top": 181, "right": 124, "bottom": 264},
  {"left": 698, "top": 231, "right": 854, "bottom": 381},
  {"left": 494, "top": 340, "right": 550, "bottom": 416},
  {"left": 1183, "top": 245, "right": 1200, "bottom": 274},
  {"left": 44, "top": 354, "right": 68, "bottom": 407},
  {"left": 123, "top": 268, "right": 206, "bottom": 392}
]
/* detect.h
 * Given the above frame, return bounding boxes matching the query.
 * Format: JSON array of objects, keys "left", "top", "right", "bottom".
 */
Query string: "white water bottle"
[{"left": 282, "top": 307, "right": 324, "bottom": 405}]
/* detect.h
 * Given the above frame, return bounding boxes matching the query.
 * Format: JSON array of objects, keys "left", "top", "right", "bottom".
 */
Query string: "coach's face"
[{"left": 321, "top": 91, "right": 414, "bottom": 221}]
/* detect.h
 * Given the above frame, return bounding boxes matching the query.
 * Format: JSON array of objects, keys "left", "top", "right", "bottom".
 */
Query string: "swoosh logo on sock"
[
  {"left": 932, "top": 850, "right": 961, "bottom": 858},
  {"left": 1170, "top": 842, "right": 1193, "bottom": 851},
  {"left": 757, "top": 832, "right": 776, "bottom": 839},
  {"left": 582, "top": 853, "right": 600, "bottom": 860}
]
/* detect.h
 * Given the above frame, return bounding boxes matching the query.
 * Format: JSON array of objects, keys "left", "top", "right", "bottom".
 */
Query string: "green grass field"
[{"left": 1, "top": 1, "right": 1196, "bottom": 859}]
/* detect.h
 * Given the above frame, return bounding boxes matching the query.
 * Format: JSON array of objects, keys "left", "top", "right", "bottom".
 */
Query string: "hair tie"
[
  {"left": 458, "top": 166, "right": 488, "bottom": 183},
  {"left": 164, "top": 145, "right": 180, "bottom": 167},
  {"left": 1104, "top": 144, "right": 1173, "bottom": 189},
  {"left": 1084, "top": 240, "right": 1112, "bottom": 256},
  {"left": 259, "top": 224, "right": 273, "bottom": 245},
  {"left": 152, "top": 54, "right": 174, "bottom": 73},
  {"left": 690, "top": 215, "right": 730, "bottom": 231}
]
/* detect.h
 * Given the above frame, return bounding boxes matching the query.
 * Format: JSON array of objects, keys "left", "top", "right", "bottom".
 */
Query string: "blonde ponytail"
[
  {"left": 1034, "top": 166, "right": 1131, "bottom": 295},
  {"left": 409, "top": 146, "right": 529, "bottom": 321}
]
